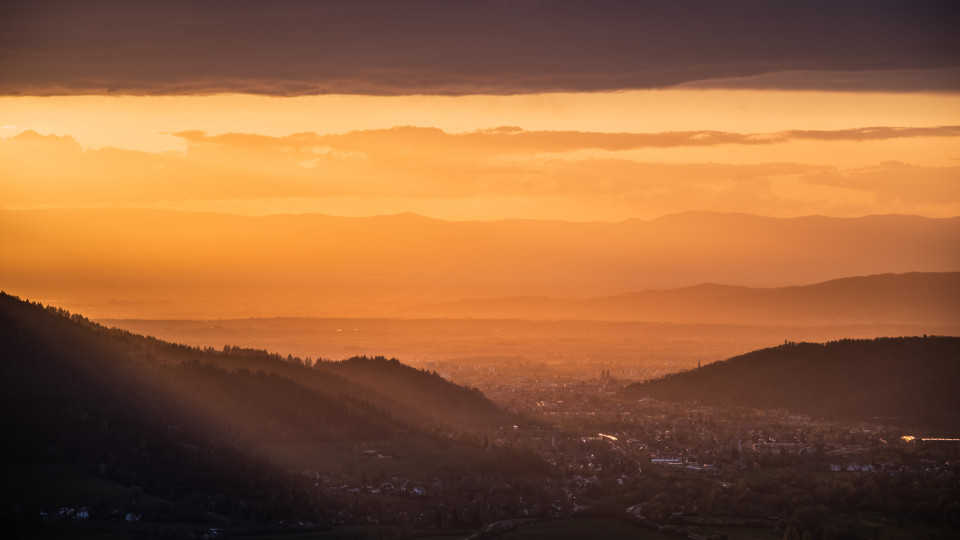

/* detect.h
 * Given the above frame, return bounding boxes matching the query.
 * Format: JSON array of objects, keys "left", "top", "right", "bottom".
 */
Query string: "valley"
[{"left": 3, "top": 293, "right": 959, "bottom": 539}]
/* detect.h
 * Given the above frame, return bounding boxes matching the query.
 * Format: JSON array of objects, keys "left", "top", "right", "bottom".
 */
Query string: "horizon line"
[{"left": 2, "top": 206, "right": 957, "bottom": 225}]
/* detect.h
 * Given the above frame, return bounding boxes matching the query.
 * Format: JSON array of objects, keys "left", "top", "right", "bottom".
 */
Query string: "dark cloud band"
[{"left": 1, "top": 0, "right": 958, "bottom": 95}]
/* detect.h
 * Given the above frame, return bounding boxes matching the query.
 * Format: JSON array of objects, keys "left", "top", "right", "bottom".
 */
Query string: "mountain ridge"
[
  {"left": 403, "top": 272, "right": 960, "bottom": 325},
  {"left": 4, "top": 207, "right": 950, "bottom": 224},
  {"left": 3, "top": 209, "right": 958, "bottom": 319}
]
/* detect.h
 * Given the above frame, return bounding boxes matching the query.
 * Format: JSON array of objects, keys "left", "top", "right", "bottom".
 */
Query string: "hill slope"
[
  {"left": 626, "top": 337, "right": 960, "bottom": 430},
  {"left": 319, "top": 355, "right": 505, "bottom": 428},
  {"left": 0, "top": 293, "right": 333, "bottom": 526},
  {"left": 0, "top": 292, "right": 515, "bottom": 528}
]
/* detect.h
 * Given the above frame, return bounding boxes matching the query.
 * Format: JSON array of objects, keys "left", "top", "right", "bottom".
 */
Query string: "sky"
[
  {"left": 1, "top": 0, "right": 958, "bottom": 222},
  {"left": 1, "top": 1, "right": 959, "bottom": 318}
]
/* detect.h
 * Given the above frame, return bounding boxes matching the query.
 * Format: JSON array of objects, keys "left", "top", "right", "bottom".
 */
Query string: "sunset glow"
[
  {"left": 4, "top": 88, "right": 960, "bottom": 318},
  {"left": 3, "top": 90, "right": 960, "bottom": 223},
  {"left": 3, "top": 3, "right": 960, "bottom": 538},
  {"left": 2, "top": 8, "right": 960, "bottom": 318}
]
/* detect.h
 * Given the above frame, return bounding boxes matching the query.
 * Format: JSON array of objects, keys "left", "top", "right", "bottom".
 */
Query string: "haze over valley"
[{"left": 3, "top": 209, "right": 958, "bottom": 320}]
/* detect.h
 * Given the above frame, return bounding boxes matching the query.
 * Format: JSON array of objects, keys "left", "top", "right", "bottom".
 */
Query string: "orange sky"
[
  {"left": 2, "top": 2, "right": 959, "bottom": 319},
  {"left": 2, "top": 90, "right": 959, "bottom": 222}
]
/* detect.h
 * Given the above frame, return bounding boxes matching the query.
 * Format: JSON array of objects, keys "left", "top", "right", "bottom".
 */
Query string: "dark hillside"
[
  {"left": 0, "top": 293, "right": 328, "bottom": 526},
  {"left": 198, "top": 347, "right": 515, "bottom": 431},
  {"left": 319, "top": 356, "right": 508, "bottom": 429},
  {"left": 158, "top": 361, "right": 399, "bottom": 441},
  {"left": 0, "top": 289, "right": 512, "bottom": 434},
  {"left": 626, "top": 337, "right": 960, "bottom": 430},
  {"left": 0, "top": 292, "right": 518, "bottom": 532}
]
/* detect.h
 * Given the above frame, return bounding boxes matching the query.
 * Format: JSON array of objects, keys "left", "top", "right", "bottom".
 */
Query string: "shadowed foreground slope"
[
  {"left": 0, "top": 292, "right": 517, "bottom": 531},
  {"left": 627, "top": 337, "right": 960, "bottom": 430}
]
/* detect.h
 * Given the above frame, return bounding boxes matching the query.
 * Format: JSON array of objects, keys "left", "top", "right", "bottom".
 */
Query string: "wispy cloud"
[
  {"left": 4, "top": 126, "right": 958, "bottom": 219},
  {"left": 801, "top": 162, "right": 960, "bottom": 205},
  {"left": 174, "top": 125, "right": 960, "bottom": 155}
]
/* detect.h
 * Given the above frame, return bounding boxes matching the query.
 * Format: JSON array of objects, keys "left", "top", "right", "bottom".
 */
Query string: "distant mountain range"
[
  {"left": 627, "top": 336, "right": 960, "bottom": 430},
  {"left": 2, "top": 209, "right": 958, "bottom": 318},
  {"left": 404, "top": 272, "right": 960, "bottom": 325}
]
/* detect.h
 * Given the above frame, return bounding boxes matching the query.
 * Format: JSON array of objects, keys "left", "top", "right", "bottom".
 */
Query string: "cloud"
[
  {"left": 2, "top": 1, "right": 958, "bottom": 95},
  {"left": 677, "top": 68, "right": 960, "bottom": 93},
  {"left": 785, "top": 126, "right": 960, "bottom": 142},
  {"left": 173, "top": 125, "right": 960, "bottom": 156},
  {"left": 4, "top": 126, "right": 958, "bottom": 219},
  {"left": 800, "top": 162, "right": 960, "bottom": 205}
]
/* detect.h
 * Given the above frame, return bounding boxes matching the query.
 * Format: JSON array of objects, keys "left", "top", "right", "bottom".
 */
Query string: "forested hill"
[
  {"left": 626, "top": 337, "right": 960, "bottom": 430},
  {"left": 0, "top": 292, "right": 515, "bottom": 527},
  {"left": 0, "top": 292, "right": 354, "bottom": 525},
  {"left": 0, "top": 292, "right": 510, "bottom": 433},
  {"left": 319, "top": 356, "right": 505, "bottom": 428}
]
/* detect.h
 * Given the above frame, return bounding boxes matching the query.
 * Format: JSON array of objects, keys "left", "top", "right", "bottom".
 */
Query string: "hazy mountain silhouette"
[
  {"left": 3, "top": 209, "right": 958, "bottom": 318},
  {"left": 626, "top": 336, "right": 960, "bottom": 430},
  {"left": 404, "top": 272, "right": 960, "bottom": 325}
]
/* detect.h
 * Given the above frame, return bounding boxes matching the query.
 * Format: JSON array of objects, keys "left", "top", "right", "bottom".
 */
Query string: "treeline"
[{"left": 627, "top": 336, "right": 960, "bottom": 429}]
